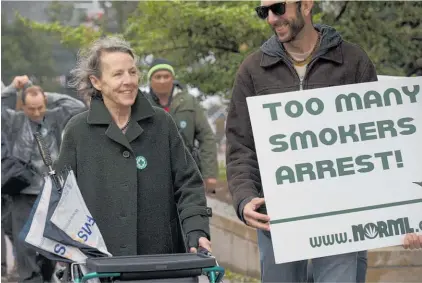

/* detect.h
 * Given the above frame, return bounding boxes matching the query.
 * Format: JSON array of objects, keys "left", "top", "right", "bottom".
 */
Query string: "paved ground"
[
  {"left": 206, "top": 197, "right": 237, "bottom": 220},
  {"left": 199, "top": 275, "right": 230, "bottom": 283}
]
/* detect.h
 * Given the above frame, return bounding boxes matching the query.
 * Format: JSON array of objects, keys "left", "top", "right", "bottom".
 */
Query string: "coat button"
[
  {"left": 122, "top": 151, "right": 130, "bottom": 158},
  {"left": 206, "top": 207, "right": 212, "bottom": 216}
]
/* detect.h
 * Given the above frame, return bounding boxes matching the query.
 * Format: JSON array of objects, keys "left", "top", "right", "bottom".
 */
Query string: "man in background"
[
  {"left": 145, "top": 59, "right": 219, "bottom": 193},
  {"left": 1, "top": 75, "right": 85, "bottom": 283}
]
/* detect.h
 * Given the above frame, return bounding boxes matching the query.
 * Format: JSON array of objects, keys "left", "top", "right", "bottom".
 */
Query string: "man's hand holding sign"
[
  {"left": 243, "top": 198, "right": 271, "bottom": 231},
  {"left": 245, "top": 77, "right": 422, "bottom": 264}
]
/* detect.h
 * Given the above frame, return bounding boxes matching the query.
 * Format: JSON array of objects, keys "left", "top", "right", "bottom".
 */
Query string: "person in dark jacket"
[
  {"left": 1, "top": 134, "right": 13, "bottom": 281},
  {"left": 54, "top": 36, "right": 212, "bottom": 257},
  {"left": 1, "top": 77, "right": 86, "bottom": 283},
  {"left": 225, "top": 1, "right": 378, "bottom": 282},
  {"left": 145, "top": 59, "right": 218, "bottom": 193}
]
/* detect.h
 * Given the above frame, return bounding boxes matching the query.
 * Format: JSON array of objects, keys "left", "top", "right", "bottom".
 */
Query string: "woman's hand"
[{"left": 189, "top": 237, "right": 212, "bottom": 253}]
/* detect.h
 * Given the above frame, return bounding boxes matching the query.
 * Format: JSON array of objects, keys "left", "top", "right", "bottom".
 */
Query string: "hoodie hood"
[{"left": 260, "top": 24, "right": 343, "bottom": 59}]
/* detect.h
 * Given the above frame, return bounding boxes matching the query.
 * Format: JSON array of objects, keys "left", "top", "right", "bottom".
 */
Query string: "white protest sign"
[{"left": 246, "top": 77, "right": 422, "bottom": 264}]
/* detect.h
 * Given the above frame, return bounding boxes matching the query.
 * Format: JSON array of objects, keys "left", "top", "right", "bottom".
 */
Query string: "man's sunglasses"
[{"left": 255, "top": 2, "right": 286, "bottom": 20}]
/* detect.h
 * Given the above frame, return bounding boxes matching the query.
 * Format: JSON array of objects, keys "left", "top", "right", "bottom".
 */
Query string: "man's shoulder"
[
  {"left": 46, "top": 106, "right": 86, "bottom": 117},
  {"left": 3, "top": 108, "right": 19, "bottom": 115},
  {"left": 340, "top": 40, "right": 372, "bottom": 62},
  {"left": 176, "top": 90, "right": 200, "bottom": 105},
  {"left": 2, "top": 108, "right": 23, "bottom": 120},
  {"left": 239, "top": 49, "right": 264, "bottom": 73},
  {"left": 176, "top": 88, "right": 192, "bottom": 98},
  {"left": 150, "top": 106, "right": 181, "bottom": 131}
]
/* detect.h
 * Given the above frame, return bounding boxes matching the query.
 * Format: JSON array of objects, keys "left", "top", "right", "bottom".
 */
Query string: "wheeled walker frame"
[{"left": 69, "top": 253, "right": 224, "bottom": 283}]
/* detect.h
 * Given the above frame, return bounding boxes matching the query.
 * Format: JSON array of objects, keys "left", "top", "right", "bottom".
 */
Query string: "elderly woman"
[{"left": 54, "top": 36, "right": 211, "bottom": 256}]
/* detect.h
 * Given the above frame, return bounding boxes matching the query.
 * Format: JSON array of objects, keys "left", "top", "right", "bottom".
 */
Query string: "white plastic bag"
[
  {"left": 23, "top": 177, "right": 88, "bottom": 262},
  {"left": 50, "top": 170, "right": 111, "bottom": 257}
]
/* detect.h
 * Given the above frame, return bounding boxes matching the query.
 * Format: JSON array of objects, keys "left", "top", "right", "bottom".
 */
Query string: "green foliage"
[
  {"left": 124, "top": 1, "right": 270, "bottom": 96},
  {"left": 18, "top": 14, "right": 103, "bottom": 50},
  {"left": 20, "top": 1, "right": 422, "bottom": 96},
  {"left": 224, "top": 269, "right": 260, "bottom": 283},
  {"left": 16, "top": 1, "right": 324, "bottom": 97},
  {"left": 218, "top": 161, "right": 227, "bottom": 182},
  {"left": 322, "top": 1, "right": 422, "bottom": 77},
  {"left": 1, "top": 12, "right": 56, "bottom": 85}
]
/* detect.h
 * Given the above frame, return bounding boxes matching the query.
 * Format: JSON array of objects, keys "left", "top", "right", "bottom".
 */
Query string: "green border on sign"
[{"left": 270, "top": 198, "right": 422, "bottom": 225}]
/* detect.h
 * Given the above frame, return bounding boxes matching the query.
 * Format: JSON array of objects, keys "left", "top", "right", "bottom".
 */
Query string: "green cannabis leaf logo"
[{"left": 364, "top": 223, "right": 378, "bottom": 239}]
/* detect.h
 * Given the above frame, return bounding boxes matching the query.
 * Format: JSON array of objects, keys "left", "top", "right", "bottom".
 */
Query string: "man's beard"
[{"left": 272, "top": 13, "right": 305, "bottom": 43}]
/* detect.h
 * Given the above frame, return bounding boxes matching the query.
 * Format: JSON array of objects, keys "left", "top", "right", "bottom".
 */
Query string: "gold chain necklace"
[{"left": 287, "top": 32, "right": 321, "bottom": 66}]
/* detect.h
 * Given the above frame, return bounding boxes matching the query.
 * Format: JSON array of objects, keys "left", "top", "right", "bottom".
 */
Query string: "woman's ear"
[{"left": 89, "top": 75, "right": 102, "bottom": 91}]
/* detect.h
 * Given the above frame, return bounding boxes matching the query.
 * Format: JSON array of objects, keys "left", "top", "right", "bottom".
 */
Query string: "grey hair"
[{"left": 69, "top": 36, "right": 139, "bottom": 99}]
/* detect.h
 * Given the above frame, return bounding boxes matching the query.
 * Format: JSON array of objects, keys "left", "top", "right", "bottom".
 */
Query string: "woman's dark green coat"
[{"left": 54, "top": 93, "right": 211, "bottom": 256}]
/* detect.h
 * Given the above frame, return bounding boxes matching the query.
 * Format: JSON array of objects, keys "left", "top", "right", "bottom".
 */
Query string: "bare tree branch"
[{"left": 335, "top": 1, "right": 349, "bottom": 22}]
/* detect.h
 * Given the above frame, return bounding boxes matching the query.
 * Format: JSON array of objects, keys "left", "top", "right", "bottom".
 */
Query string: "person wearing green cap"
[{"left": 146, "top": 58, "right": 219, "bottom": 193}]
